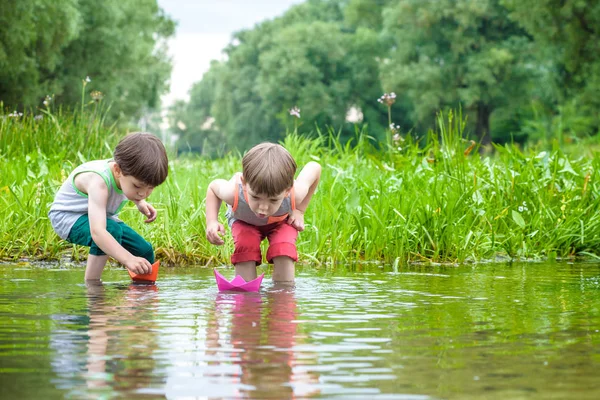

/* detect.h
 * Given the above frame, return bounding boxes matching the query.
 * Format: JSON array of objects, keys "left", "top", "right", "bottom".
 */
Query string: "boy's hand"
[
  {"left": 287, "top": 209, "right": 305, "bottom": 231},
  {"left": 206, "top": 221, "right": 226, "bottom": 245},
  {"left": 125, "top": 256, "right": 153, "bottom": 275},
  {"left": 136, "top": 200, "right": 157, "bottom": 223}
]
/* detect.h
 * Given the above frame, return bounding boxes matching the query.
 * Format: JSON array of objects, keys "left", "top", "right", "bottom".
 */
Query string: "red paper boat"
[
  {"left": 214, "top": 269, "right": 264, "bottom": 292},
  {"left": 128, "top": 261, "right": 160, "bottom": 283}
]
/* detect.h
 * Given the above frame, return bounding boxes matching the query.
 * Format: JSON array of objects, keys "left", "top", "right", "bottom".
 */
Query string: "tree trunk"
[{"left": 476, "top": 102, "right": 492, "bottom": 146}]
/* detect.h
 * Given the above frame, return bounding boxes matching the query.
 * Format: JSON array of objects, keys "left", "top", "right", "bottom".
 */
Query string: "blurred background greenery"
[
  {"left": 2, "top": 0, "right": 600, "bottom": 264},
  {"left": 2, "top": 0, "right": 599, "bottom": 155}
]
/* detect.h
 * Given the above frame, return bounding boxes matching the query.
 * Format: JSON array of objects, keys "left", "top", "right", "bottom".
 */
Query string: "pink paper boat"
[{"left": 214, "top": 269, "right": 264, "bottom": 292}]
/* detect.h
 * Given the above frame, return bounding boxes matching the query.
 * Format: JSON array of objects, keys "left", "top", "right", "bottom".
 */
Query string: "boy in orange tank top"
[{"left": 205, "top": 143, "right": 321, "bottom": 285}]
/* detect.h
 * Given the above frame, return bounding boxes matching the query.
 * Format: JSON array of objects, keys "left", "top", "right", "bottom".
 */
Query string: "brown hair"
[
  {"left": 113, "top": 132, "right": 168, "bottom": 186},
  {"left": 242, "top": 143, "right": 296, "bottom": 197}
]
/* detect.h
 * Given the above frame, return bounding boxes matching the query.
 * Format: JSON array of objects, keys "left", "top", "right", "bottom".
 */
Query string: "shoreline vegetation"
[{"left": 2, "top": 108, "right": 600, "bottom": 268}]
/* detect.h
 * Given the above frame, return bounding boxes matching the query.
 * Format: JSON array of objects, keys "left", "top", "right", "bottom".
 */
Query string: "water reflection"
[
  {"left": 2, "top": 262, "right": 600, "bottom": 399},
  {"left": 51, "top": 282, "right": 162, "bottom": 398},
  {"left": 206, "top": 287, "right": 318, "bottom": 399}
]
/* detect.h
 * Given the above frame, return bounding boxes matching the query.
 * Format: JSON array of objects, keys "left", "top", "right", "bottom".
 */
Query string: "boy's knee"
[
  {"left": 138, "top": 241, "right": 155, "bottom": 264},
  {"left": 267, "top": 242, "right": 297, "bottom": 263}
]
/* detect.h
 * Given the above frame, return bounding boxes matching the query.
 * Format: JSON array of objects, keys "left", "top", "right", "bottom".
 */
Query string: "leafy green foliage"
[
  {"left": 0, "top": 0, "right": 174, "bottom": 120},
  {"left": 501, "top": 0, "right": 600, "bottom": 136},
  {"left": 171, "top": 0, "right": 390, "bottom": 154},
  {"left": 172, "top": 0, "right": 600, "bottom": 153},
  {"left": 380, "top": 0, "right": 535, "bottom": 143},
  {"left": 0, "top": 0, "right": 80, "bottom": 107}
]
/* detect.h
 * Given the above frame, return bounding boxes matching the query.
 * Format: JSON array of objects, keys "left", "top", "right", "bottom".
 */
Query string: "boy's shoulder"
[
  {"left": 72, "top": 160, "right": 113, "bottom": 196},
  {"left": 210, "top": 173, "right": 240, "bottom": 205},
  {"left": 74, "top": 158, "right": 108, "bottom": 168}
]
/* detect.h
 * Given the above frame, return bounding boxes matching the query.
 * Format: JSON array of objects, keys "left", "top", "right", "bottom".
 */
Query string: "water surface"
[{"left": 1, "top": 262, "right": 599, "bottom": 399}]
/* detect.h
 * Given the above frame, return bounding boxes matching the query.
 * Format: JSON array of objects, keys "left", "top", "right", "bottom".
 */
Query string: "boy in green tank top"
[{"left": 48, "top": 132, "right": 168, "bottom": 281}]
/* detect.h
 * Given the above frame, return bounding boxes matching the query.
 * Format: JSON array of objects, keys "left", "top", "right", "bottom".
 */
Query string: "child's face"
[
  {"left": 245, "top": 184, "right": 290, "bottom": 218},
  {"left": 117, "top": 174, "right": 155, "bottom": 202},
  {"left": 112, "top": 162, "right": 155, "bottom": 201}
]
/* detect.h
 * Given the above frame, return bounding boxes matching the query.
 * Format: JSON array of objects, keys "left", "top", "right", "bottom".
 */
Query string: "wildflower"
[
  {"left": 377, "top": 92, "right": 396, "bottom": 107},
  {"left": 201, "top": 116, "right": 215, "bottom": 130},
  {"left": 518, "top": 206, "right": 524, "bottom": 212},
  {"left": 85, "top": 76, "right": 91, "bottom": 83},
  {"left": 8, "top": 111, "right": 23, "bottom": 118},
  {"left": 34, "top": 115, "right": 43, "bottom": 121},
  {"left": 289, "top": 106, "right": 301, "bottom": 118},
  {"left": 90, "top": 90, "right": 104, "bottom": 102},
  {"left": 43, "top": 95, "right": 53, "bottom": 107},
  {"left": 345, "top": 106, "right": 363, "bottom": 123}
]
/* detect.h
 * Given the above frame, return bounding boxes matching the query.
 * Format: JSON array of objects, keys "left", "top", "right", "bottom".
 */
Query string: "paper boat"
[
  {"left": 128, "top": 260, "right": 160, "bottom": 283},
  {"left": 214, "top": 269, "right": 264, "bottom": 292}
]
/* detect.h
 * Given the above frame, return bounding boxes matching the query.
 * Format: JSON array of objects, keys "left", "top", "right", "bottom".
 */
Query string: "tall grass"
[{"left": 2, "top": 107, "right": 600, "bottom": 266}]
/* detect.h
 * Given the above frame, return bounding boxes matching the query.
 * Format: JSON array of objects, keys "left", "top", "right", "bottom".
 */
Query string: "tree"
[
  {"left": 501, "top": 0, "right": 600, "bottom": 133},
  {"left": 380, "top": 0, "right": 535, "bottom": 144},
  {"left": 55, "top": 0, "right": 175, "bottom": 119},
  {"left": 0, "top": 0, "right": 174, "bottom": 120},
  {"left": 0, "top": 0, "right": 80, "bottom": 108},
  {"left": 181, "top": 0, "right": 390, "bottom": 154},
  {"left": 171, "top": 61, "right": 228, "bottom": 156}
]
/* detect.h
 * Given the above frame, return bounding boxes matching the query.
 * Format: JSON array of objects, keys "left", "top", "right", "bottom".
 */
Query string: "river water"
[{"left": 1, "top": 262, "right": 599, "bottom": 399}]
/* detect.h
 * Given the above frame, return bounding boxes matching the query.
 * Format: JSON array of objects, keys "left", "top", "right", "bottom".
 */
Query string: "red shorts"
[{"left": 231, "top": 220, "right": 298, "bottom": 265}]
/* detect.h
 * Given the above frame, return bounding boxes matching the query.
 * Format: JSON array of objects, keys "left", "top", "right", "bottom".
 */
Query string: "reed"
[{"left": 2, "top": 108, "right": 600, "bottom": 267}]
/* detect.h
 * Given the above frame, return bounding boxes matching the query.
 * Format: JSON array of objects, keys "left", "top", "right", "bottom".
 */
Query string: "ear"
[{"left": 112, "top": 162, "right": 123, "bottom": 178}]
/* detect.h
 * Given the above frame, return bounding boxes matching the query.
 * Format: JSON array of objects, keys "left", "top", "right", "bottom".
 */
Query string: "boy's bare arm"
[
  {"left": 205, "top": 177, "right": 236, "bottom": 223},
  {"left": 205, "top": 176, "right": 237, "bottom": 245},
  {"left": 294, "top": 162, "right": 322, "bottom": 212},
  {"left": 86, "top": 175, "right": 151, "bottom": 274}
]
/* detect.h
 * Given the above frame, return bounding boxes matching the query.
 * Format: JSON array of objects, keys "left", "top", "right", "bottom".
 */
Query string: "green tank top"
[{"left": 48, "top": 159, "right": 128, "bottom": 239}]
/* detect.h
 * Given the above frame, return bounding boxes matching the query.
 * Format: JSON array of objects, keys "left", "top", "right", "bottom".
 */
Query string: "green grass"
[{"left": 2, "top": 108, "right": 600, "bottom": 267}]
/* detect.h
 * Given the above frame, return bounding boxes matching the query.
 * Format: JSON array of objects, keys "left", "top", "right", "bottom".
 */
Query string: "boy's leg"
[
  {"left": 68, "top": 216, "right": 124, "bottom": 281},
  {"left": 235, "top": 261, "right": 258, "bottom": 281},
  {"left": 86, "top": 220, "right": 125, "bottom": 279},
  {"left": 118, "top": 223, "right": 155, "bottom": 263},
  {"left": 85, "top": 255, "right": 109, "bottom": 281},
  {"left": 266, "top": 223, "right": 298, "bottom": 285},
  {"left": 231, "top": 221, "right": 263, "bottom": 281},
  {"left": 271, "top": 256, "right": 295, "bottom": 284}
]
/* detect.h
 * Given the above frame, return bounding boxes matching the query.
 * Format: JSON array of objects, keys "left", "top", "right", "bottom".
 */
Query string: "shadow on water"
[{"left": 1, "top": 262, "right": 600, "bottom": 399}]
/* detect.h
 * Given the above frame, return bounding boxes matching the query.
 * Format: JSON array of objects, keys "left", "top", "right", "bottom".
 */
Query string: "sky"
[{"left": 157, "top": 0, "right": 304, "bottom": 108}]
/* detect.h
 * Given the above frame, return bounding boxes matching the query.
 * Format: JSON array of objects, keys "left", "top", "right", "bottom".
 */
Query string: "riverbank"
[{"left": 2, "top": 110, "right": 600, "bottom": 266}]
